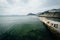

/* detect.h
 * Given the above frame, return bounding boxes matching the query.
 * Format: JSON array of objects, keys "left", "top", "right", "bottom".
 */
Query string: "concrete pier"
[{"left": 39, "top": 17, "right": 60, "bottom": 40}]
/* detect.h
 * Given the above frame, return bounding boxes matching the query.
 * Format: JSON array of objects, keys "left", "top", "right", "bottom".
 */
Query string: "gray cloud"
[
  {"left": 42, "top": 0, "right": 60, "bottom": 7},
  {"left": 0, "top": 0, "right": 60, "bottom": 15},
  {"left": 7, "top": 0, "right": 14, "bottom": 4},
  {"left": 21, "top": 0, "right": 29, "bottom": 3}
]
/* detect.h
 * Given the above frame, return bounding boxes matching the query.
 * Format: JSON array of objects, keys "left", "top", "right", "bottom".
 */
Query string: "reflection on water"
[
  {"left": 0, "top": 16, "right": 54, "bottom": 40},
  {"left": 46, "top": 17, "right": 60, "bottom": 22}
]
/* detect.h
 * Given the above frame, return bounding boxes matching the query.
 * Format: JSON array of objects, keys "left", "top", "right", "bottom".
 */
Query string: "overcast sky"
[{"left": 0, "top": 0, "right": 60, "bottom": 15}]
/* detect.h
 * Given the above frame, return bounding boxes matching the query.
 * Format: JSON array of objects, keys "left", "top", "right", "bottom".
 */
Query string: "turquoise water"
[{"left": 0, "top": 16, "right": 54, "bottom": 40}]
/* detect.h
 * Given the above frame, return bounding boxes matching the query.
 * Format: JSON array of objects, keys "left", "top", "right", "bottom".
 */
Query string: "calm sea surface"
[
  {"left": 0, "top": 16, "right": 54, "bottom": 40},
  {"left": 46, "top": 17, "right": 60, "bottom": 22}
]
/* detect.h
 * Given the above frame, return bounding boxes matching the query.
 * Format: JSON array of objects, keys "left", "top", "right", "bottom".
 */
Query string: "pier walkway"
[{"left": 39, "top": 17, "right": 60, "bottom": 40}]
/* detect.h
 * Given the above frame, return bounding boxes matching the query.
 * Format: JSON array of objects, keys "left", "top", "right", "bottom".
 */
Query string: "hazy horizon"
[{"left": 0, "top": 0, "right": 60, "bottom": 15}]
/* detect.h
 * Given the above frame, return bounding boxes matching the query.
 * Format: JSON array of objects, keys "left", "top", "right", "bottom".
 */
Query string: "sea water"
[{"left": 0, "top": 16, "right": 54, "bottom": 40}]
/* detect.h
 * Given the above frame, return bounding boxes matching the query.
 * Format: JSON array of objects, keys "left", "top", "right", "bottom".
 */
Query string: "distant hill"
[
  {"left": 48, "top": 9, "right": 60, "bottom": 12},
  {"left": 27, "top": 13, "right": 36, "bottom": 16},
  {"left": 38, "top": 9, "right": 60, "bottom": 17}
]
